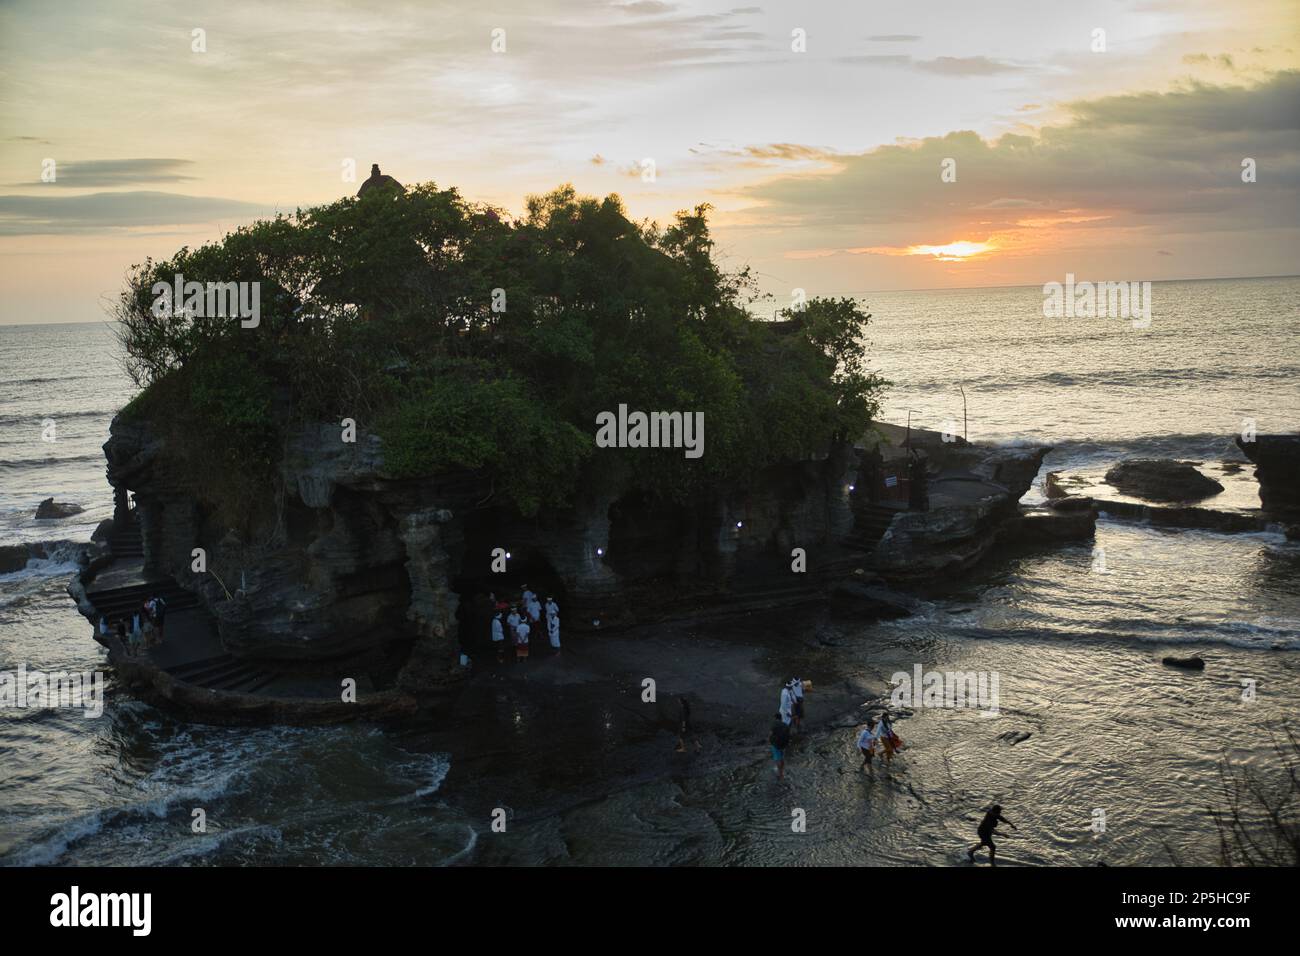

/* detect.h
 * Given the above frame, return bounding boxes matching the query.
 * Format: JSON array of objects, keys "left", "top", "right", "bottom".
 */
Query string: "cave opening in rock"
[{"left": 452, "top": 508, "right": 568, "bottom": 654}]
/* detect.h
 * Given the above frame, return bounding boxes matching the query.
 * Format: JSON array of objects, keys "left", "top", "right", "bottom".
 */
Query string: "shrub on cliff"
[{"left": 113, "top": 181, "right": 886, "bottom": 517}]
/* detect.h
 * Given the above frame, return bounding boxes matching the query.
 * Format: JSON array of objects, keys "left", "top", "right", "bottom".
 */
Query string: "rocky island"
[{"left": 70, "top": 177, "right": 1091, "bottom": 724}]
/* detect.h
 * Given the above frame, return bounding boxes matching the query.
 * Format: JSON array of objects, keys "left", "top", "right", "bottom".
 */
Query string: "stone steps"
[
  {"left": 86, "top": 581, "right": 200, "bottom": 628},
  {"left": 164, "top": 652, "right": 280, "bottom": 693},
  {"left": 108, "top": 514, "right": 144, "bottom": 556}
]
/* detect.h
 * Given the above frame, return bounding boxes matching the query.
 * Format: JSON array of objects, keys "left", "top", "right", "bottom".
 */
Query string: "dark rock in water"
[
  {"left": 1003, "top": 506, "right": 1096, "bottom": 544},
  {"left": 1046, "top": 494, "right": 1095, "bottom": 512},
  {"left": 998, "top": 730, "right": 1032, "bottom": 745},
  {"left": 1104, "top": 459, "right": 1223, "bottom": 502},
  {"left": 869, "top": 442, "right": 1052, "bottom": 578},
  {"left": 830, "top": 578, "right": 914, "bottom": 618},
  {"left": 1162, "top": 654, "right": 1205, "bottom": 670},
  {"left": 1044, "top": 471, "right": 1068, "bottom": 499},
  {"left": 91, "top": 518, "right": 115, "bottom": 542},
  {"left": 1044, "top": 471, "right": 1090, "bottom": 499},
  {"left": 0, "top": 544, "right": 32, "bottom": 574},
  {"left": 1089, "top": 497, "right": 1270, "bottom": 534},
  {"left": 1236, "top": 434, "right": 1300, "bottom": 518},
  {"left": 35, "top": 497, "right": 84, "bottom": 519}
]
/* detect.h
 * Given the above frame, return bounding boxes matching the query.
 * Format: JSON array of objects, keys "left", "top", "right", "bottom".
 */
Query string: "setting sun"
[{"left": 905, "top": 240, "right": 997, "bottom": 261}]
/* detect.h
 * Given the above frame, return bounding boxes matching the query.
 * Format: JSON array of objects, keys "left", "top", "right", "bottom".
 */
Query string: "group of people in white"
[
  {"left": 490, "top": 585, "right": 560, "bottom": 662},
  {"left": 769, "top": 676, "right": 903, "bottom": 779}
]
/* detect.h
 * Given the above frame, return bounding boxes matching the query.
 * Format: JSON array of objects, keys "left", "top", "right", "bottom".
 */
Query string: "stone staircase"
[
  {"left": 108, "top": 510, "right": 144, "bottom": 559},
  {"left": 163, "top": 652, "right": 280, "bottom": 694},
  {"left": 844, "top": 502, "right": 899, "bottom": 551},
  {"left": 84, "top": 578, "right": 199, "bottom": 629}
]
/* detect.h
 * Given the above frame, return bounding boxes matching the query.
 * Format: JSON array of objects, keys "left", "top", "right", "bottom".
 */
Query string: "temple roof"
[{"left": 357, "top": 163, "right": 404, "bottom": 197}]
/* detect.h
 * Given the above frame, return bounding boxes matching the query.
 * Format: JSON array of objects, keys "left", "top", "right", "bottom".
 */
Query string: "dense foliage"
[{"left": 114, "top": 181, "right": 886, "bottom": 518}]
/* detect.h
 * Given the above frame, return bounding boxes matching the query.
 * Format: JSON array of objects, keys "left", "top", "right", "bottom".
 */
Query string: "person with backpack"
[{"left": 769, "top": 712, "right": 791, "bottom": 779}]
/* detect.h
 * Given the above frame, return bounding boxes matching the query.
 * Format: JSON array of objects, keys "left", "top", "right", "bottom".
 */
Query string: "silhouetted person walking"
[
  {"left": 908, "top": 449, "right": 929, "bottom": 511},
  {"left": 968, "top": 804, "right": 1017, "bottom": 865}
]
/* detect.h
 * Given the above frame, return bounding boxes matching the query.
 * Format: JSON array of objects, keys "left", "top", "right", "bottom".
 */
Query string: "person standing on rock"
[
  {"left": 769, "top": 712, "right": 791, "bottom": 779},
  {"left": 506, "top": 605, "right": 522, "bottom": 644},
  {"left": 153, "top": 595, "right": 167, "bottom": 643},
  {"left": 491, "top": 611, "right": 506, "bottom": 663},
  {"left": 545, "top": 596, "right": 560, "bottom": 655},
  {"left": 968, "top": 804, "right": 1016, "bottom": 866}
]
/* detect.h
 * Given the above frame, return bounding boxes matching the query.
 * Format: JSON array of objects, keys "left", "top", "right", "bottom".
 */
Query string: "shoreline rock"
[
  {"left": 35, "top": 497, "right": 85, "bottom": 519},
  {"left": 1103, "top": 459, "right": 1223, "bottom": 503},
  {"left": 1236, "top": 434, "right": 1300, "bottom": 518}
]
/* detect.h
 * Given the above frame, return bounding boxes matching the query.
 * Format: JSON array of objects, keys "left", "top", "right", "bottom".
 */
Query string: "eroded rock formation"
[
  {"left": 102, "top": 413, "right": 1055, "bottom": 698},
  {"left": 1236, "top": 434, "right": 1300, "bottom": 518}
]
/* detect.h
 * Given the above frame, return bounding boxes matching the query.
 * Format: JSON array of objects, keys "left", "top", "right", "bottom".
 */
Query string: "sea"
[{"left": 2, "top": 275, "right": 1298, "bottom": 866}]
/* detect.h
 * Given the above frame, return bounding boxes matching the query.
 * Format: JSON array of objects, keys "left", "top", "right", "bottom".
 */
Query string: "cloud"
[
  {"left": 866, "top": 35, "right": 921, "bottom": 43},
  {"left": 916, "top": 56, "right": 1024, "bottom": 76},
  {"left": 11, "top": 158, "right": 197, "bottom": 187},
  {"left": 836, "top": 54, "right": 1025, "bottom": 75},
  {"left": 723, "top": 71, "right": 1300, "bottom": 260},
  {"left": 975, "top": 198, "right": 1048, "bottom": 210},
  {"left": 614, "top": 1, "right": 678, "bottom": 14},
  {"left": 0, "top": 190, "right": 272, "bottom": 235}
]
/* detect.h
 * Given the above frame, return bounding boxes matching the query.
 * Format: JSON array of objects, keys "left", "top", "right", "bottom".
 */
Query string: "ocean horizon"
[{"left": 3, "top": 275, "right": 1297, "bottom": 867}]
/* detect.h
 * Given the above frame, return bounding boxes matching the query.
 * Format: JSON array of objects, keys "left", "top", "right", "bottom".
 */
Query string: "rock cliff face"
[
  {"left": 104, "top": 414, "right": 1050, "bottom": 691},
  {"left": 1236, "top": 434, "right": 1300, "bottom": 518},
  {"left": 104, "top": 415, "right": 870, "bottom": 690},
  {"left": 858, "top": 425, "right": 1053, "bottom": 579}
]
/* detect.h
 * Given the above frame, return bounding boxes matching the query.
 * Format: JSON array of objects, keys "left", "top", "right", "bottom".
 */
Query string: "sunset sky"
[{"left": 1, "top": 0, "right": 1297, "bottom": 324}]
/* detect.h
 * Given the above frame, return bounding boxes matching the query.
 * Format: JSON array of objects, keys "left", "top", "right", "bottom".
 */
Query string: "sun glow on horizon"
[{"left": 904, "top": 240, "right": 998, "bottom": 261}]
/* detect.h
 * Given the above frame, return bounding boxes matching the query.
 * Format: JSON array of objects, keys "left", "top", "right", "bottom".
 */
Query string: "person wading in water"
[{"left": 968, "top": 804, "right": 1017, "bottom": 865}]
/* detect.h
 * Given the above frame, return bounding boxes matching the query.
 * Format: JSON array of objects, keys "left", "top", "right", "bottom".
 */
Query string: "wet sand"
[{"left": 415, "top": 589, "right": 1299, "bottom": 866}]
